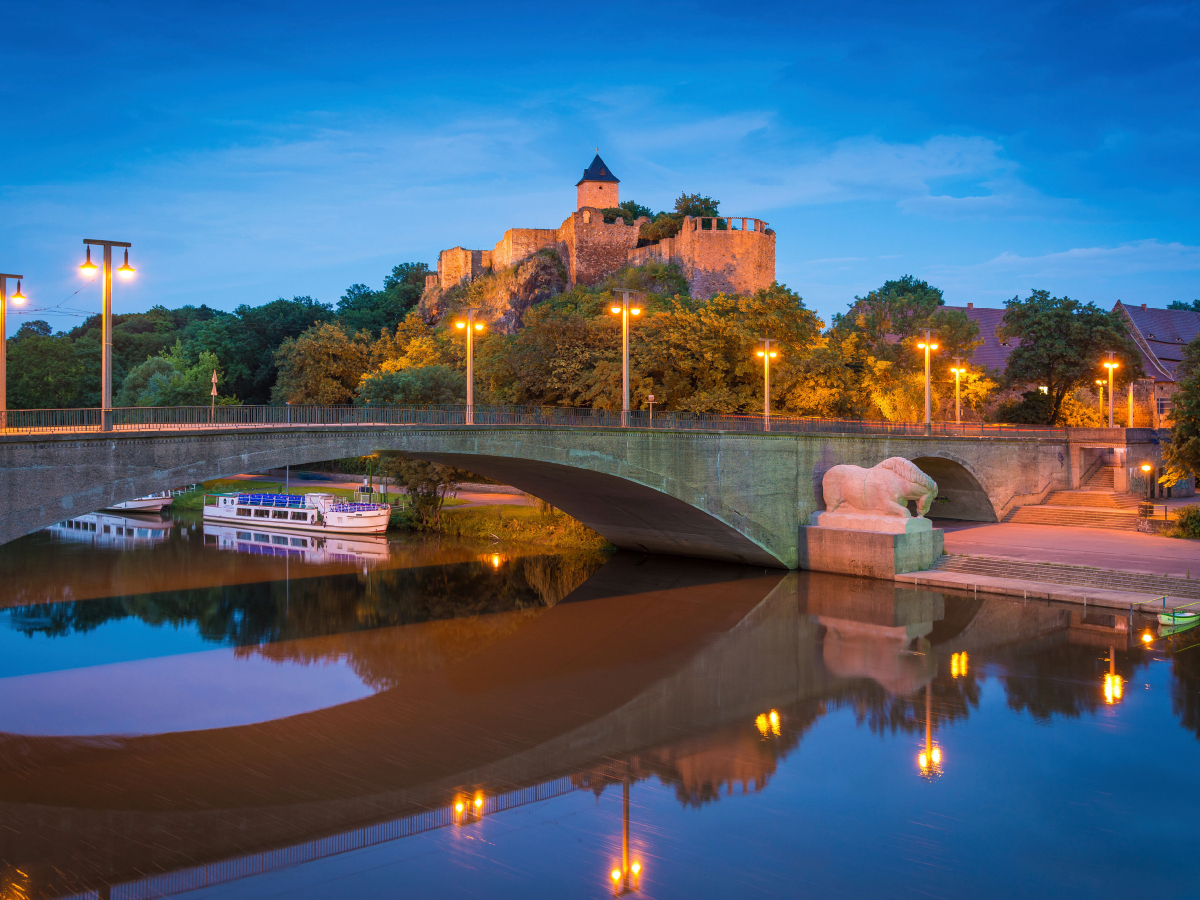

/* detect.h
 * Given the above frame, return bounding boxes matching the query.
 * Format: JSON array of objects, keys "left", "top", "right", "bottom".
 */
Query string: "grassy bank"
[{"left": 437, "top": 505, "right": 611, "bottom": 550}]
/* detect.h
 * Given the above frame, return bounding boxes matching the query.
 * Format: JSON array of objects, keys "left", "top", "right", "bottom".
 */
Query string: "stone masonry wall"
[
  {"left": 628, "top": 216, "right": 776, "bottom": 298},
  {"left": 577, "top": 181, "right": 617, "bottom": 210},
  {"left": 436, "top": 247, "right": 492, "bottom": 289},
  {"left": 491, "top": 228, "right": 560, "bottom": 271},
  {"left": 557, "top": 210, "right": 643, "bottom": 286}
]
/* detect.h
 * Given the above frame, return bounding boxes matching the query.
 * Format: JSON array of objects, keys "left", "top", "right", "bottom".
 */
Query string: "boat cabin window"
[
  {"left": 272, "top": 535, "right": 288, "bottom": 545},
  {"left": 236, "top": 531, "right": 252, "bottom": 540},
  {"left": 236, "top": 508, "right": 251, "bottom": 517},
  {"left": 290, "top": 537, "right": 307, "bottom": 547},
  {"left": 253, "top": 509, "right": 270, "bottom": 518},
  {"left": 254, "top": 533, "right": 270, "bottom": 543},
  {"left": 271, "top": 510, "right": 288, "bottom": 519},
  {"left": 290, "top": 511, "right": 308, "bottom": 521}
]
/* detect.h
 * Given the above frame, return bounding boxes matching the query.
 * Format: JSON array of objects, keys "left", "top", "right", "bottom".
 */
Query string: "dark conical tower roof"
[{"left": 576, "top": 153, "right": 619, "bottom": 185}]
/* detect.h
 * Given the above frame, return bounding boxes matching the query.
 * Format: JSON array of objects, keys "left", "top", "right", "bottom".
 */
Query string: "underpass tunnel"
[
  {"left": 910, "top": 456, "right": 997, "bottom": 523},
  {"left": 391, "top": 451, "right": 788, "bottom": 569}
]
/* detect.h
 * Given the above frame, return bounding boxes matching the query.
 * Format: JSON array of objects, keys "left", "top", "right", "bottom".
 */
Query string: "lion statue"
[{"left": 812, "top": 457, "right": 938, "bottom": 533}]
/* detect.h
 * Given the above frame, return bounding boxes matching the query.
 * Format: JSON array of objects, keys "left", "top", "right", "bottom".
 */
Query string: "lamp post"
[
  {"left": 454, "top": 307, "right": 485, "bottom": 425},
  {"left": 609, "top": 291, "right": 642, "bottom": 427},
  {"left": 0, "top": 272, "right": 28, "bottom": 424},
  {"left": 756, "top": 338, "right": 777, "bottom": 432},
  {"left": 917, "top": 330, "right": 939, "bottom": 435},
  {"left": 949, "top": 358, "right": 966, "bottom": 426},
  {"left": 647, "top": 393, "right": 655, "bottom": 427},
  {"left": 1102, "top": 351, "right": 1119, "bottom": 428},
  {"left": 1095, "top": 379, "right": 1105, "bottom": 418},
  {"left": 80, "top": 240, "right": 134, "bottom": 432},
  {"left": 1141, "top": 462, "right": 1154, "bottom": 504}
]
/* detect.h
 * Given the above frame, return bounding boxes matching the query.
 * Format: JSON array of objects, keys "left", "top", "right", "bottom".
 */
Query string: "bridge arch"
[
  {"left": 909, "top": 454, "right": 997, "bottom": 522},
  {"left": 391, "top": 450, "right": 784, "bottom": 567}
]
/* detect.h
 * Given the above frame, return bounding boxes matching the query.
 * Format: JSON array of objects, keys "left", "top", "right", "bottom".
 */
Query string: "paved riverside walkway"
[
  {"left": 939, "top": 521, "right": 1198, "bottom": 577},
  {"left": 896, "top": 521, "right": 1200, "bottom": 611}
]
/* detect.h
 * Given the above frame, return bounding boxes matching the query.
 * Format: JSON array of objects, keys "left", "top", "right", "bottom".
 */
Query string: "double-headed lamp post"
[
  {"left": 0, "top": 272, "right": 28, "bottom": 423},
  {"left": 949, "top": 357, "right": 967, "bottom": 425},
  {"left": 917, "top": 330, "right": 939, "bottom": 435},
  {"left": 609, "top": 291, "right": 642, "bottom": 427},
  {"left": 454, "top": 307, "right": 485, "bottom": 425},
  {"left": 756, "top": 339, "right": 777, "bottom": 432},
  {"left": 1102, "top": 352, "right": 1119, "bottom": 428},
  {"left": 1095, "top": 379, "right": 1105, "bottom": 416},
  {"left": 1141, "top": 462, "right": 1154, "bottom": 503},
  {"left": 79, "top": 240, "right": 134, "bottom": 431}
]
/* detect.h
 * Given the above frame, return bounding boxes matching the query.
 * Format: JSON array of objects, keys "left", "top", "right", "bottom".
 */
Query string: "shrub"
[{"left": 1174, "top": 505, "right": 1200, "bottom": 539}]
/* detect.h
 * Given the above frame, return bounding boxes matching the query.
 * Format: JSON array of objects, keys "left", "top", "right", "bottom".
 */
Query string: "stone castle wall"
[
  {"left": 491, "top": 228, "right": 560, "bottom": 271},
  {"left": 576, "top": 181, "right": 617, "bottom": 210},
  {"left": 628, "top": 216, "right": 776, "bottom": 298},
  {"left": 437, "top": 247, "right": 492, "bottom": 290},
  {"left": 557, "top": 209, "right": 644, "bottom": 286}
]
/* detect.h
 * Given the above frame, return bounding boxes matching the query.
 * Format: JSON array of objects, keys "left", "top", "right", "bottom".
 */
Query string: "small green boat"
[
  {"left": 1158, "top": 610, "right": 1200, "bottom": 626},
  {"left": 1160, "top": 619, "right": 1200, "bottom": 638}
]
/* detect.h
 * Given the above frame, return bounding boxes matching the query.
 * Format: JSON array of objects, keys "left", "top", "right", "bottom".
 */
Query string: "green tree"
[
  {"left": 674, "top": 193, "right": 720, "bottom": 217},
  {"left": 5, "top": 321, "right": 87, "bottom": 409},
  {"left": 272, "top": 322, "right": 371, "bottom": 404},
  {"left": 997, "top": 290, "right": 1144, "bottom": 424},
  {"left": 357, "top": 364, "right": 465, "bottom": 405},
  {"left": 377, "top": 455, "right": 471, "bottom": 528},
  {"left": 1163, "top": 333, "right": 1200, "bottom": 486},
  {"left": 337, "top": 262, "right": 430, "bottom": 337},
  {"left": 1167, "top": 300, "right": 1200, "bottom": 312},
  {"left": 116, "top": 341, "right": 237, "bottom": 406}
]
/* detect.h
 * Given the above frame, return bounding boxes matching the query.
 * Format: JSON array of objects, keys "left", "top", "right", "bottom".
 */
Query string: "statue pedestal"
[{"left": 798, "top": 525, "right": 944, "bottom": 580}]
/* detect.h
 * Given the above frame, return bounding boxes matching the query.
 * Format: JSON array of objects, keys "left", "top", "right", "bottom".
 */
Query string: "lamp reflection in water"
[
  {"left": 1103, "top": 645, "right": 1124, "bottom": 705},
  {"left": 755, "top": 709, "right": 781, "bottom": 737},
  {"left": 609, "top": 772, "right": 643, "bottom": 895},
  {"left": 452, "top": 792, "right": 486, "bottom": 826},
  {"left": 917, "top": 680, "right": 943, "bottom": 781}
]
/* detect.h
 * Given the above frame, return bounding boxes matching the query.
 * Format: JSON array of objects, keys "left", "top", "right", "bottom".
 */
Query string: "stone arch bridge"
[{"left": 2, "top": 418, "right": 1148, "bottom": 567}]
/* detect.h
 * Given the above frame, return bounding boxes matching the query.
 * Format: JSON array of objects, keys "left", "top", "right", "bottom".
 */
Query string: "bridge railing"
[{"left": 1, "top": 404, "right": 1069, "bottom": 438}]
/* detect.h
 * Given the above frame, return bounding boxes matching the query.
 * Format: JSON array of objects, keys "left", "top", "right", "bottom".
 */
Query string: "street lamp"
[
  {"left": 1141, "top": 462, "right": 1154, "bottom": 504},
  {"left": 917, "top": 330, "right": 938, "bottom": 435},
  {"left": 453, "top": 307, "right": 485, "bottom": 425},
  {"left": 0, "top": 272, "right": 27, "bottom": 423},
  {"left": 1095, "top": 379, "right": 1105, "bottom": 417},
  {"left": 949, "top": 358, "right": 967, "bottom": 425},
  {"left": 1102, "top": 352, "right": 1119, "bottom": 428},
  {"left": 609, "top": 290, "right": 642, "bottom": 427},
  {"left": 80, "top": 239, "right": 134, "bottom": 432},
  {"left": 756, "top": 339, "right": 778, "bottom": 432}
]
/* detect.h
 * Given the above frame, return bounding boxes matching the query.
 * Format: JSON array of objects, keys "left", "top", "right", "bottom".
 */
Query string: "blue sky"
[{"left": 2, "top": 0, "right": 1198, "bottom": 333}]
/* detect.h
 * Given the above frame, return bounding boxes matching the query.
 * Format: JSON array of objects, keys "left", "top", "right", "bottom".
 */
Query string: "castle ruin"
[{"left": 423, "top": 154, "right": 776, "bottom": 305}]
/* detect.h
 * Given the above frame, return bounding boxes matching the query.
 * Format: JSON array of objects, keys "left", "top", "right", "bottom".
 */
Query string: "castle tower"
[{"left": 576, "top": 152, "right": 619, "bottom": 210}]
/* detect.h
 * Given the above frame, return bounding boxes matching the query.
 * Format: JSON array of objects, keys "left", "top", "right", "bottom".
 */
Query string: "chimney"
[
  {"left": 1141, "top": 304, "right": 1147, "bottom": 310},
  {"left": 967, "top": 302, "right": 973, "bottom": 309}
]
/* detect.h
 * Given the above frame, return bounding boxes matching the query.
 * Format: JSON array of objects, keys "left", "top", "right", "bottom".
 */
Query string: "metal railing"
[{"left": 1, "top": 403, "right": 1069, "bottom": 438}]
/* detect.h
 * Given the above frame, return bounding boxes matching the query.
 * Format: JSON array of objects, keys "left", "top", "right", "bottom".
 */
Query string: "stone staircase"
[
  {"left": 929, "top": 554, "right": 1200, "bottom": 600},
  {"left": 1002, "top": 466, "right": 1141, "bottom": 530}
]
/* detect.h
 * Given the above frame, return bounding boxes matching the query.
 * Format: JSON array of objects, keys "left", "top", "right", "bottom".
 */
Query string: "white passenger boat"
[
  {"left": 202, "top": 523, "right": 390, "bottom": 564},
  {"left": 202, "top": 492, "right": 391, "bottom": 535},
  {"left": 47, "top": 512, "right": 172, "bottom": 546},
  {"left": 105, "top": 491, "right": 174, "bottom": 512}
]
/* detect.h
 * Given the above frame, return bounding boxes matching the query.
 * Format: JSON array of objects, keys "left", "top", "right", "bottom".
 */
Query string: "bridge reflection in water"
[{"left": 0, "top": 552, "right": 1168, "bottom": 899}]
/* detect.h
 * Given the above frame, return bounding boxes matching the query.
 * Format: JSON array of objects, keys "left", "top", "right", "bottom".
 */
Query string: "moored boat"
[
  {"left": 202, "top": 492, "right": 391, "bottom": 535},
  {"left": 105, "top": 490, "right": 174, "bottom": 512},
  {"left": 1158, "top": 610, "right": 1200, "bottom": 626}
]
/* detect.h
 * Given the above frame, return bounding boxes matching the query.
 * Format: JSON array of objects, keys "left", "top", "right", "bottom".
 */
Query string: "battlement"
[{"left": 629, "top": 215, "right": 775, "bottom": 297}]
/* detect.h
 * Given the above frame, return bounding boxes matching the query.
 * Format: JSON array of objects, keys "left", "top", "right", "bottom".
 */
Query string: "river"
[{"left": 1, "top": 508, "right": 1198, "bottom": 899}]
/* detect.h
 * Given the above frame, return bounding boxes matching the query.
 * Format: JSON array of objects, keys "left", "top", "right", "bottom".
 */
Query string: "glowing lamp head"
[
  {"left": 611, "top": 869, "right": 621, "bottom": 882},
  {"left": 630, "top": 307, "right": 641, "bottom": 316},
  {"left": 116, "top": 249, "right": 135, "bottom": 279},
  {"left": 1104, "top": 361, "right": 1118, "bottom": 370},
  {"left": 918, "top": 751, "right": 928, "bottom": 768},
  {"left": 474, "top": 796, "right": 483, "bottom": 808},
  {"left": 757, "top": 350, "right": 765, "bottom": 357},
  {"left": 474, "top": 322, "right": 484, "bottom": 331},
  {"left": 610, "top": 305, "right": 621, "bottom": 315},
  {"left": 631, "top": 863, "right": 641, "bottom": 875},
  {"left": 455, "top": 321, "right": 466, "bottom": 329},
  {"left": 455, "top": 802, "right": 464, "bottom": 813},
  {"left": 930, "top": 343, "right": 938, "bottom": 350},
  {"left": 10, "top": 280, "right": 26, "bottom": 304},
  {"left": 79, "top": 246, "right": 99, "bottom": 276},
  {"left": 769, "top": 351, "right": 777, "bottom": 358},
  {"left": 1141, "top": 463, "right": 1152, "bottom": 473}
]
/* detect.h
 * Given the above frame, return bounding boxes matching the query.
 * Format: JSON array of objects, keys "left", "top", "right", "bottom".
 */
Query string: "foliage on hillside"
[{"left": 1163, "top": 333, "right": 1200, "bottom": 486}]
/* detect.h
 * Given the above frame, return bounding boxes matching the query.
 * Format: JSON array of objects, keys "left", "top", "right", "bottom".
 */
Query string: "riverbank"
[{"left": 438, "top": 505, "right": 611, "bottom": 550}]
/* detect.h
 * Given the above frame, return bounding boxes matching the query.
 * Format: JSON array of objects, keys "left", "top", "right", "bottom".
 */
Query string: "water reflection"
[{"left": 1, "top": 541, "right": 1200, "bottom": 898}]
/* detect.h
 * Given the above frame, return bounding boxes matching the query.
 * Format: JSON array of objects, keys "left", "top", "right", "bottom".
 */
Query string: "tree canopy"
[
  {"left": 1163, "top": 333, "right": 1200, "bottom": 485},
  {"left": 997, "top": 290, "right": 1143, "bottom": 424}
]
